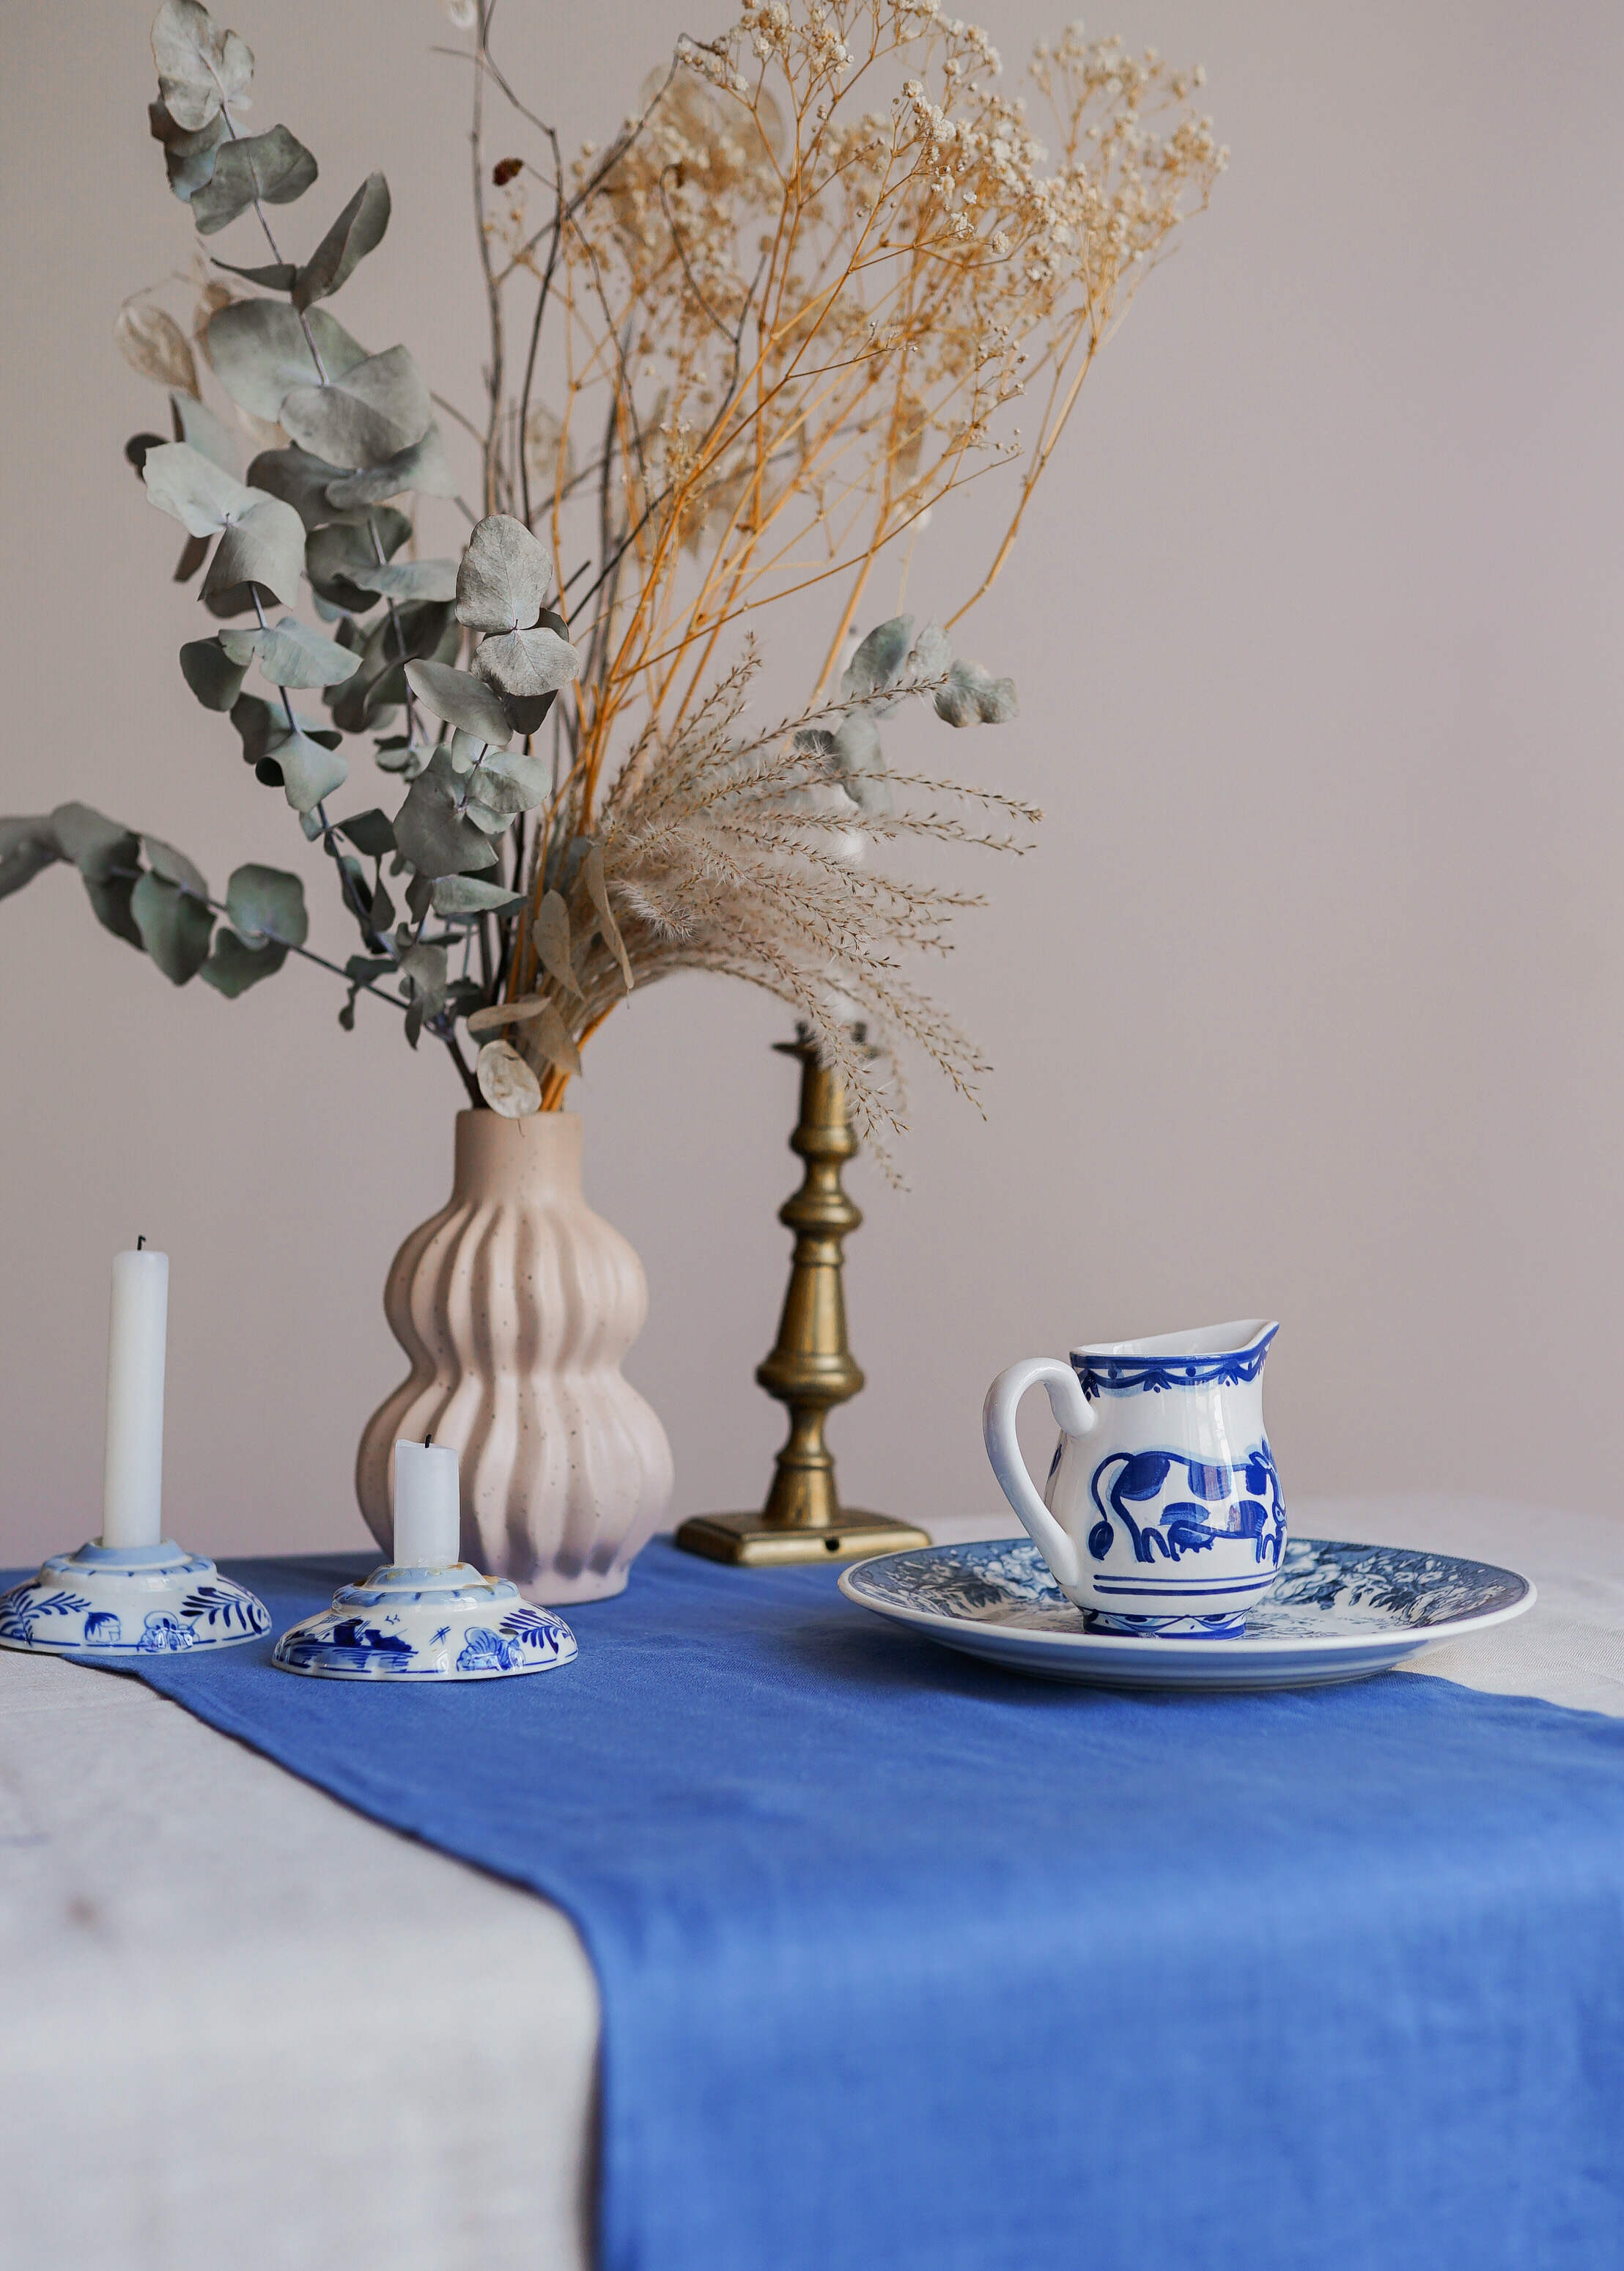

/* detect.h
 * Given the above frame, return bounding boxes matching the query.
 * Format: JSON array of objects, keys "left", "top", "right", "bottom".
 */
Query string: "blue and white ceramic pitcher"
[{"left": 982, "top": 1321, "right": 1285, "bottom": 1633}]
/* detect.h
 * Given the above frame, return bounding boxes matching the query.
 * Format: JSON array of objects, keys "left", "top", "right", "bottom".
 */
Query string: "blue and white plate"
[{"left": 839, "top": 1536, "right": 1536, "bottom": 1690}]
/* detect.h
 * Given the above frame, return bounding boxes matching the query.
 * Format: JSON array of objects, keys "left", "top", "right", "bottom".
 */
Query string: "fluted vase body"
[{"left": 356, "top": 1111, "right": 673, "bottom": 1604}]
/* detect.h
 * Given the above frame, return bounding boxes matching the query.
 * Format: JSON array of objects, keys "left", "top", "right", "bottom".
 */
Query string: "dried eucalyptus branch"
[{"left": 0, "top": 0, "right": 1223, "bottom": 1156}]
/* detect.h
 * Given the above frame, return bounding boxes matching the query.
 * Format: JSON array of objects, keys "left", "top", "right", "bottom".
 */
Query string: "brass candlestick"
[{"left": 675, "top": 1028, "right": 931, "bottom": 1567}]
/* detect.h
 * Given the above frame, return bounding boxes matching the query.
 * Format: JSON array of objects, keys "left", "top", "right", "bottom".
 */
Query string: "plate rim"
[{"left": 838, "top": 1535, "right": 1537, "bottom": 1656}]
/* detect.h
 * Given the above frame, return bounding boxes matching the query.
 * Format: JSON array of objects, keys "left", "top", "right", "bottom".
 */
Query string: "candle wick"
[
  {"left": 424, "top": 1432, "right": 433, "bottom": 1449},
  {"left": 136, "top": 1234, "right": 146, "bottom": 1251}
]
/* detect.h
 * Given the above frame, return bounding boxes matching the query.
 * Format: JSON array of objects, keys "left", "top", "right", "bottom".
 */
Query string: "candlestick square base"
[
  {"left": 273, "top": 1561, "right": 577, "bottom": 1681},
  {"left": 0, "top": 1540, "right": 270, "bottom": 1657},
  {"left": 673, "top": 1510, "right": 931, "bottom": 1567}
]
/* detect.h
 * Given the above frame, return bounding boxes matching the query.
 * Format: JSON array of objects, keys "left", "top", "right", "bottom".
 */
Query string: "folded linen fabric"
[{"left": 52, "top": 1542, "right": 1624, "bottom": 2271}]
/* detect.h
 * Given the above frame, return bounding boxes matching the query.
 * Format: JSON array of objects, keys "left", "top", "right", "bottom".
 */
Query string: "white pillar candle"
[
  {"left": 393, "top": 1438, "right": 462, "bottom": 1567},
  {"left": 100, "top": 1245, "right": 169, "bottom": 1549}
]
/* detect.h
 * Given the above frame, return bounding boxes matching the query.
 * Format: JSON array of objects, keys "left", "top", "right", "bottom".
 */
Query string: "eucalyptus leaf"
[
  {"left": 149, "top": 99, "right": 225, "bottom": 201},
  {"left": 201, "top": 930, "right": 288, "bottom": 995},
  {"left": 325, "top": 602, "right": 456, "bottom": 732},
  {"left": 52, "top": 804, "right": 141, "bottom": 881},
  {"left": 339, "top": 808, "right": 396, "bottom": 858},
  {"left": 908, "top": 620, "right": 954, "bottom": 682},
  {"left": 582, "top": 842, "right": 632, "bottom": 993},
  {"left": 463, "top": 797, "right": 517, "bottom": 839},
  {"left": 115, "top": 301, "right": 199, "bottom": 396},
  {"left": 273, "top": 721, "right": 349, "bottom": 813},
  {"left": 430, "top": 874, "right": 525, "bottom": 917},
  {"left": 0, "top": 816, "right": 62, "bottom": 902},
  {"left": 467, "top": 745, "right": 550, "bottom": 814},
  {"left": 372, "top": 740, "right": 424, "bottom": 776},
  {"left": 125, "top": 432, "right": 167, "bottom": 478},
  {"left": 306, "top": 511, "right": 410, "bottom": 607},
  {"left": 842, "top": 614, "right": 915, "bottom": 708},
  {"left": 473, "top": 623, "right": 580, "bottom": 702},
  {"left": 141, "top": 835, "right": 209, "bottom": 899},
  {"left": 141, "top": 440, "right": 258, "bottom": 535},
  {"left": 934, "top": 657, "right": 1018, "bottom": 726},
  {"left": 169, "top": 388, "right": 238, "bottom": 475},
  {"left": 191, "top": 125, "right": 317, "bottom": 235},
  {"left": 322, "top": 420, "right": 457, "bottom": 507},
  {"left": 230, "top": 697, "right": 346, "bottom": 809},
  {"left": 350, "top": 558, "right": 459, "bottom": 603},
  {"left": 174, "top": 531, "right": 210, "bottom": 584},
  {"left": 534, "top": 888, "right": 582, "bottom": 996},
  {"left": 393, "top": 754, "right": 501, "bottom": 878},
  {"left": 131, "top": 870, "right": 214, "bottom": 984},
  {"left": 220, "top": 617, "right": 361, "bottom": 689},
  {"left": 212, "top": 257, "right": 299, "bottom": 290},
  {"left": 399, "top": 940, "right": 449, "bottom": 1015},
  {"left": 279, "top": 346, "right": 432, "bottom": 472},
  {"left": 149, "top": 96, "right": 222, "bottom": 154},
  {"left": 248, "top": 443, "right": 372, "bottom": 529},
  {"left": 403, "top": 660, "right": 512, "bottom": 746},
  {"left": 179, "top": 635, "right": 248, "bottom": 710},
  {"left": 294, "top": 172, "right": 390, "bottom": 309},
  {"left": 84, "top": 872, "right": 145, "bottom": 949},
  {"left": 225, "top": 861, "right": 308, "bottom": 947},
  {"left": 152, "top": 0, "right": 254, "bottom": 133},
  {"left": 474, "top": 1039, "right": 542, "bottom": 1117},
  {"left": 830, "top": 713, "right": 892, "bottom": 819},
  {"left": 201, "top": 494, "right": 306, "bottom": 613},
  {"left": 455, "top": 512, "right": 554, "bottom": 632},
  {"left": 498, "top": 689, "right": 560, "bottom": 739},
  {"left": 227, "top": 692, "right": 278, "bottom": 766},
  {"left": 207, "top": 300, "right": 367, "bottom": 423}
]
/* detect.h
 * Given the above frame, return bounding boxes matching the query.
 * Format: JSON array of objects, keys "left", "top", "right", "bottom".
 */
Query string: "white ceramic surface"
[
  {"left": 357, "top": 1111, "right": 674, "bottom": 1606},
  {"left": 0, "top": 1539, "right": 269, "bottom": 1656},
  {"left": 840, "top": 1535, "right": 1537, "bottom": 1690},
  {"left": 273, "top": 1559, "right": 577, "bottom": 1681},
  {"left": 983, "top": 1320, "right": 1285, "bottom": 1629}
]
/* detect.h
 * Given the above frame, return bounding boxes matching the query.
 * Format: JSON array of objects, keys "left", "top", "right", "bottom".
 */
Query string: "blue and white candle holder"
[
  {"left": 273, "top": 1558, "right": 575, "bottom": 1681},
  {"left": 0, "top": 1538, "right": 270, "bottom": 1657},
  {"left": 1, "top": 1243, "right": 271, "bottom": 1658},
  {"left": 273, "top": 1437, "right": 577, "bottom": 1681}
]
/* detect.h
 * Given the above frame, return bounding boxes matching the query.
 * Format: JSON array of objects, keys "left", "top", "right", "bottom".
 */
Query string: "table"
[{"left": 1, "top": 1494, "right": 1618, "bottom": 2270}]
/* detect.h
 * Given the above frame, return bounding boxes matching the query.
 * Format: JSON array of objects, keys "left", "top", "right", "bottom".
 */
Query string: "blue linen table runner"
[{"left": 63, "top": 1541, "right": 1624, "bottom": 2270}]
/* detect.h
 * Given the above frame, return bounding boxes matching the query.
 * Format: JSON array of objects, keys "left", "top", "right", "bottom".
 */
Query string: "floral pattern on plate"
[{"left": 839, "top": 1537, "right": 1535, "bottom": 1690}]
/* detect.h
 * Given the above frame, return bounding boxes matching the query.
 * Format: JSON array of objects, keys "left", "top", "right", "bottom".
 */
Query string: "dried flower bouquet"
[{"left": 0, "top": 0, "right": 1222, "bottom": 1148}]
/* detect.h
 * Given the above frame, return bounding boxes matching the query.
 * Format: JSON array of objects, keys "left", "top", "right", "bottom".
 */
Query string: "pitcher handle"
[{"left": 982, "top": 1358, "right": 1098, "bottom": 1593}]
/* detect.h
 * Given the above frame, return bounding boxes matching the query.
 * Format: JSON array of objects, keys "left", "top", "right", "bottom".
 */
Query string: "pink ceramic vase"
[{"left": 355, "top": 1110, "right": 673, "bottom": 1603}]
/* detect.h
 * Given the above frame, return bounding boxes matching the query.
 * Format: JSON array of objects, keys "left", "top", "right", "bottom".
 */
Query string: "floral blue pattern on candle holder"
[
  {"left": 273, "top": 1561, "right": 576, "bottom": 1682},
  {"left": 0, "top": 1540, "right": 270, "bottom": 1658}
]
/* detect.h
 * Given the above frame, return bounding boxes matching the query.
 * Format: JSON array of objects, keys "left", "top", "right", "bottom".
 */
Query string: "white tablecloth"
[{"left": 0, "top": 1496, "right": 1617, "bottom": 2270}]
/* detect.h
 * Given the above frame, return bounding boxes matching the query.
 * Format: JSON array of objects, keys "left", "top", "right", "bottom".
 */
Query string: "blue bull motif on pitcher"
[
  {"left": 1085, "top": 1444, "right": 1285, "bottom": 1569},
  {"left": 983, "top": 1320, "right": 1289, "bottom": 1633}
]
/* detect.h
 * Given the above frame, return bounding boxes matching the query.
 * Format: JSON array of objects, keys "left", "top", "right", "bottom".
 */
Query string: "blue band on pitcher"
[{"left": 1072, "top": 1328, "right": 1277, "bottom": 1401}]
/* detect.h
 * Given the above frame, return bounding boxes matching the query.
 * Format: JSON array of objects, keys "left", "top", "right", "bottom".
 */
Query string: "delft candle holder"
[
  {"left": 272, "top": 1559, "right": 576, "bottom": 1682},
  {"left": 0, "top": 1539, "right": 270, "bottom": 1658}
]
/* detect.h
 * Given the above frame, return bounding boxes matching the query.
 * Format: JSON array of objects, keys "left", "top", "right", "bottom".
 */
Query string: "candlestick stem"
[{"left": 675, "top": 1029, "right": 931, "bottom": 1567}]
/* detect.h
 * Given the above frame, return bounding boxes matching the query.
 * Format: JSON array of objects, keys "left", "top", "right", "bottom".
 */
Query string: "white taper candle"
[
  {"left": 393, "top": 1438, "right": 462, "bottom": 1567},
  {"left": 101, "top": 1245, "right": 169, "bottom": 1549}
]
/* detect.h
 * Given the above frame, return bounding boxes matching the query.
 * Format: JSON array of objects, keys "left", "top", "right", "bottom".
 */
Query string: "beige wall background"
[{"left": 2, "top": 0, "right": 1621, "bottom": 1566}]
